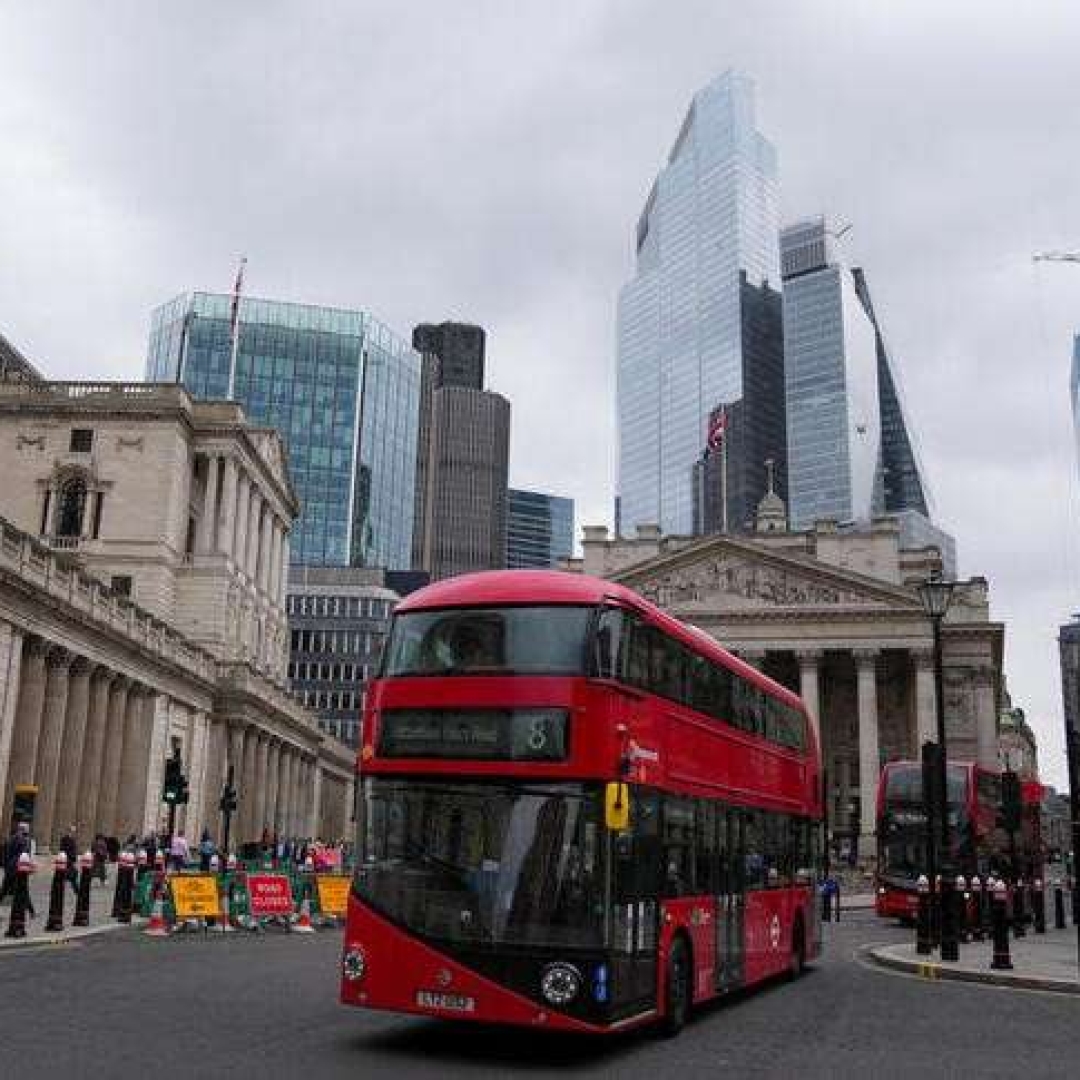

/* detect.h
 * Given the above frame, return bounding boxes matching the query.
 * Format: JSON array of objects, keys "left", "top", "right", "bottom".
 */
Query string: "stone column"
[
  {"left": 96, "top": 678, "right": 130, "bottom": 837},
  {"left": 257, "top": 510, "right": 271, "bottom": 594},
  {"left": 279, "top": 534, "right": 291, "bottom": 605},
  {"left": 199, "top": 454, "right": 220, "bottom": 554},
  {"left": 117, "top": 687, "right": 153, "bottom": 840},
  {"left": 3, "top": 635, "right": 44, "bottom": 821},
  {"left": 51, "top": 658, "right": 93, "bottom": 848},
  {"left": 0, "top": 625, "right": 25, "bottom": 823},
  {"left": 234, "top": 473, "right": 251, "bottom": 567},
  {"left": 854, "top": 650, "right": 880, "bottom": 842},
  {"left": 974, "top": 667, "right": 998, "bottom": 769},
  {"left": 266, "top": 739, "right": 281, "bottom": 834},
  {"left": 240, "top": 726, "right": 258, "bottom": 843},
  {"left": 311, "top": 765, "right": 323, "bottom": 838},
  {"left": 201, "top": 718, "right": 227, "bottom": 839},
  {"left": 269, "top": 523, "right": 282, "bottom": 602},
  {"left": 796, "top": 650, "right": 822, "bottom": 747},
  {"left": 141, "top": 695, "right": 172, "bottom": 836},
  {"left": 75, "top": 668, "right": 114, "bottom": 838},
  {"left": 246, "top": 494, "right": 262, "bottom": 580},
  {"left": 217, "top": 455, "right": 238, "bottom": 556},
  {"left": 254, "top": 733, "right": 270, "bottom": 841},
  {"left": 278, "top": 750, "right": 293, "bottom": 837},
  {"left": 33, "top": 649, "right": 73, "bottom": 850},
  {"left": 913, "top": 649, "right": 937, "bottom": 749}
]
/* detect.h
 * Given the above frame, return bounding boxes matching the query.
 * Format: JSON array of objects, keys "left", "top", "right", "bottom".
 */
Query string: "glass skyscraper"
[
  {"left": 781, "top": 217, "right": 883, "bottom": 527},
  {"left": 147, "top": 293, "right": 421, "bottom": 568},
  {"left": 617, "top": 70, "right": 785, "bottom": 537},
  {"left": 507, "top": 489, "right": 574, "bottom": 569}
]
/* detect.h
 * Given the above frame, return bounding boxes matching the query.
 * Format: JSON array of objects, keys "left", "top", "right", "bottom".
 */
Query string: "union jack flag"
[{"left": 707, "top": 405, "right": 728, "bottom": 452}]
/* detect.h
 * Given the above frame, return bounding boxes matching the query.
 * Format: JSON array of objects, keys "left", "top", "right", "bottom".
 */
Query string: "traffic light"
[
  {"left": 162, "top": 749, "right": 189, "bottom": 805},
  {"left": 1001, "top": 769, "right": 1022, "bottom": 834},
  {"left": 219, "top": 783, "right": 238, "bottom": 814}
]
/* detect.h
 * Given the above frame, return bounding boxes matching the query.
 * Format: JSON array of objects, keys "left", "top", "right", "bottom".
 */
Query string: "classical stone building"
[
  {"left": 997, "top": 698, "right": 1039, "bottom": 779},
  {"left": 571, "top": 515, "right": 1004, "bottom": 848},
  {"left": 0, "top": 381, "right": 354, "bottom": 848}
]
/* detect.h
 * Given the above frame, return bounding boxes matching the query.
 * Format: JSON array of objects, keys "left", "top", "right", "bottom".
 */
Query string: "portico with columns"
[{"left": 575, "top": 518, "right": 1004, "bottom": 859}]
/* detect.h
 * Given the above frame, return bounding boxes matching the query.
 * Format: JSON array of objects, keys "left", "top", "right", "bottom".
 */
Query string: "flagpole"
[{"left": 227, "top": 256, "right": 247, "bottom": 400}]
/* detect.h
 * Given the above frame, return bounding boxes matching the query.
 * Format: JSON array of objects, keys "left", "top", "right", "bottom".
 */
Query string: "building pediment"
[{"left": 612, "top": 535, "right": 919, "bottom": 612}]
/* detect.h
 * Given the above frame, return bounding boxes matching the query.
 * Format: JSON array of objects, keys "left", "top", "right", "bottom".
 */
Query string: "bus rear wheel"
[
  {"left": 789, "top": 919, "right": 806, "bottom": 980},
  {"left": 660, "top": 936, "right": 692, "bottom": 1037}
]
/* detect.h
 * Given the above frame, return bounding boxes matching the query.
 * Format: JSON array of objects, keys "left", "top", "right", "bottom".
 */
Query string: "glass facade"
[
  {"left": 617, "top": 71, "right": 784, "bottom": 536},
  {"left": 147, "top": 292, "right": 420, "bottom": 568},
  {"left": 781, "top": 218, "right": 882, "bottom": 528},
  {"left": 506, "top": 488, "right": 574, "bottom": 568}
]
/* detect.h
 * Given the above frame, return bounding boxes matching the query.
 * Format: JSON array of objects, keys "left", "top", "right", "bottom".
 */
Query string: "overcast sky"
[{"left": 3, "top": 1, "right": 1079, "bottom": 786}]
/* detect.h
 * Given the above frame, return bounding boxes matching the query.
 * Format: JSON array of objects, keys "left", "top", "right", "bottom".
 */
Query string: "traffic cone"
[
  {"left": 292, "top": 895, "right": 316, "bottom": 933},
  {"left": 216, "top": 880, "right": 234, "bottom": 933},
  {"left": 144, "top": 894, "right": 170, "bottom": 937}
]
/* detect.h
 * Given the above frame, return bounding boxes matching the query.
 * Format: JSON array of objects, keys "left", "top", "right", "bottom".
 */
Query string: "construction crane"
[{"left": 1033, "top": 251, "right": 1080, "bottom": 264}]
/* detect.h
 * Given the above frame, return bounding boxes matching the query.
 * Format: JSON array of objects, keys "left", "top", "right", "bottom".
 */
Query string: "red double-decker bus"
[
  {"left": 876, "top": 761, "right": 1045, "bottom": 921},
  {"left": 340, "top": 570, "right": 823, "bottom": 1035}
]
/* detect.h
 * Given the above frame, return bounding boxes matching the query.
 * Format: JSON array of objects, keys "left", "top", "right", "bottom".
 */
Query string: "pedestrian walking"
[
  {"left": 198, "top": 829, "right": 215, "bottom": 872},
  {"left": 170, "top": 829, "right": 190, "bottom": 871},
  {"left": 60, "top": 826, "right": 79, "bottom": 897},
  {"left": 0, "top": 823, "right": 31, "bottom": 904},
  {"left": 92, "top": 834, "right": 109, "bottom": 885}
]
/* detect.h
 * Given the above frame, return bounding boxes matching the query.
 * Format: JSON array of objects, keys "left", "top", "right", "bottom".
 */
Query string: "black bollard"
[
  {"left": 940, "top": 876, "right": 959, "bottom": 962},
  {"left": 1054, "top": 885, "right": 1067, "bottom": 930},
  {"left": 970, "top": 877, "right": 985, "bottom": 942},
  {"left": 1033, "top": 880, "right": 1046, "bottom": 935},
  {"left": 955, "top": 876, "right": 969, "bottom": 944},
  {"left": 72, "top": 852, "right": 93, "bottom": 928},
  {"left": 44, "top": 853, "right": 68, "bottom": 932},
  {"left": 1012, "top": 879, "right": 1026, "bottom": 938},
  {"left": 820, "top": 885, "right": 832, "bottom": 923},
  {"left": 990, "top": 879, "right": 1013, "bottom": 971},
  {"left": 3, "top": 855, "right": 34, "bottom": 939},
  {"left": 916, "top": 875, "right": 932, "bottom": 955}
]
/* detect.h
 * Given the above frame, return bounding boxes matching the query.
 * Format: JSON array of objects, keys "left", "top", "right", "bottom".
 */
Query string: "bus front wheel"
[{"left": 660, "top": 936, "right": 692, "bottom": 1037}]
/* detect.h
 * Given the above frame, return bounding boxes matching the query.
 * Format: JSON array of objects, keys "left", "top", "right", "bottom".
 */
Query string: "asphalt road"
[{"left": 2, "top": 912, "right": 1077, "bottom": 1079}]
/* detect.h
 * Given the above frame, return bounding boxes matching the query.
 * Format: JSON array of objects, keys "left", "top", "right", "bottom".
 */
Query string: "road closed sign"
[
  {"left": 316, "top": 875, "right": 350, "bottom": 916},
  {"left": 247, "top": 873, "right": 294, "bottom": 917},
  {"left": 171, "top": 874, "right": 220, "bottom": 918}
]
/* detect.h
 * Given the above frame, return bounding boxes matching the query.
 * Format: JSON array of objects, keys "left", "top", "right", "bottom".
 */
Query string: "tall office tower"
[
  {"left": 411, "top": 322, "right": 510, "bottom": 580},
  {"left": 507, "top": 488, "right": 574, "bottom": 568},
  {"left": 616, "top": 70, "right": 786, "bottom": 538},
  {"left": 781, "top": 217, "right": 883, "bottom": 528},
  {"left": 147, "top": 293, "right": 421, "bottom": 569},
  {"left": 412, "top": 322, "right": 485, "bottom": 389},
  {"left": 781, "top": 217, "right": 955, "bottom": 572}
]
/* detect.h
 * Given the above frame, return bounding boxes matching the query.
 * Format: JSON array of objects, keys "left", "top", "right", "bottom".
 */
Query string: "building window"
[
  {"left": 56, "top": 477, "right": 88, "bottom": 538},
  {"left": 110, "top": 575, "right": 133, "bottom": 598},
  {"left": 69, "top": 429, "right": 93, "bottom": 453},
  {"left": 39, "top": 490, "right": 51, "bottom": 535}
]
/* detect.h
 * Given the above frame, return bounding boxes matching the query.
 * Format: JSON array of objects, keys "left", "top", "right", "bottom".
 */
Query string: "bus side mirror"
[{"left": 605, "top": 782, "right": 630, "bottom": 831}]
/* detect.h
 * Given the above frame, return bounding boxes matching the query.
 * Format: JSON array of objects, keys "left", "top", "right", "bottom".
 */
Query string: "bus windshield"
[
  {"left": 381, "top": 605, "right": 593, "bottom": 677},
  {"left": 354, "top": 778, "right": 605, "bottom": 949}
]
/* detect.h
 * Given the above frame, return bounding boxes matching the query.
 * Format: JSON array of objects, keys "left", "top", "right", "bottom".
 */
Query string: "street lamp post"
[{"left": 918, "top": 575, "right": 958, "bottom": 962}]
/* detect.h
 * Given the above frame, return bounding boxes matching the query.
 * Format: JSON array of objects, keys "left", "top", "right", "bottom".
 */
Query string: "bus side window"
[
  {"left": 592, "top": 607, "right": 624, "bottom": 679},
  {"left": 623, "top": 616, "right": 651, "bottom": 690},
  {"left": 661, "top": 797, "right": 696, "bottom": 898},
  {"left": 744, "top": 809, "right": 765, "bottom": 888},
  {"left": 695, "top": 800, "right": 718, "bottom": 893}
]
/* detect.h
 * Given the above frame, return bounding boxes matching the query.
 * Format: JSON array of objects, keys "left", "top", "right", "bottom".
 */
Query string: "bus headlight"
[
  {"left": 540, "top": 962, "right": 581, "bottom": 1006},
  {"left": 342, "top": 946, "right": 366, "bottom": 982}
]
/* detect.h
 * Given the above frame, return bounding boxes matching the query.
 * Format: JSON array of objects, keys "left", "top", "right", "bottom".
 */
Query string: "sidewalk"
[
  {"left": 867, "top": 925, "right": 1080, "bottom": 994},
  {"left": 0, "top": 863, "right": 134, "bottom": 952}
]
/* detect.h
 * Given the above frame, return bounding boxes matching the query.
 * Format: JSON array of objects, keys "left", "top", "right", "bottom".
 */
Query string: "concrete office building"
[
  {"left": 411, "top": 322, "right": 510, "bottom": 580},
  {"left": 287, "top": 566, "right": 399, "bottom": 748}
]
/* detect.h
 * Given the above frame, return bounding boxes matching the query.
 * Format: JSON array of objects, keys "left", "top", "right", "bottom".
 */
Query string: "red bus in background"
[
  {"left": 875, "top": 761, "right": 1045, "bottom": 921},
  {"left": 340, "top": 570, "right": 824, "bottom": 1036}
]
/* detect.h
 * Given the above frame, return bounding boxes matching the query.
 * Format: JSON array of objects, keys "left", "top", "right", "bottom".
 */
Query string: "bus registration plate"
[{"left": 416, "top": 990, "right": 476, "bottom": 1013}]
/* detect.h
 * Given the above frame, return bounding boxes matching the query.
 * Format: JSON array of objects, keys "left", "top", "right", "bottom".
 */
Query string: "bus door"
[
  {"left": 608, "top": 790, "right": 661, "bottom": 1015},
  {"left": 716, "top": 807, "right": 745, "bottom": 991}
]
